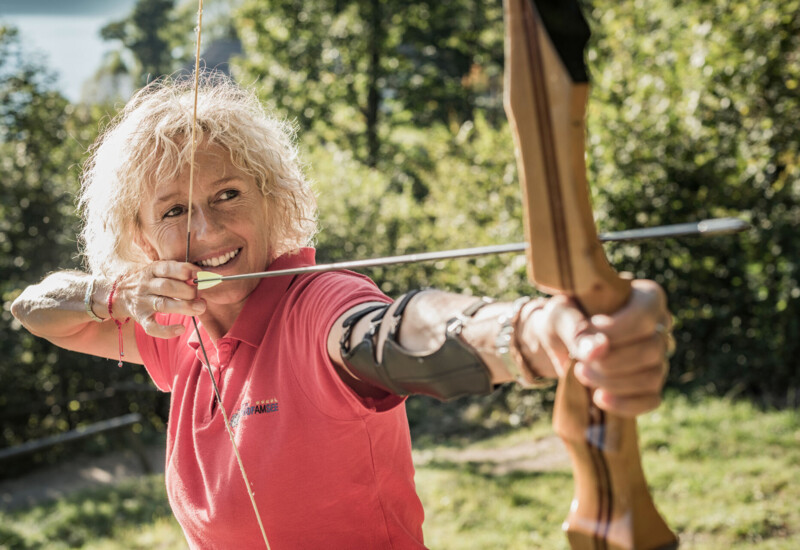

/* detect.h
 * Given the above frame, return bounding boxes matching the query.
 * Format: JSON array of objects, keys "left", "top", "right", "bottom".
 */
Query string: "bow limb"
[{"left": 503, "top": 1, "right": 678, "bottom": 549}]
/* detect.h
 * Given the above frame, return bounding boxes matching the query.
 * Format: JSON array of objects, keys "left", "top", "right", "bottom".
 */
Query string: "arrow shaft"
[{"left": 195, "top": 217, "right": 747, "bottom": 285}]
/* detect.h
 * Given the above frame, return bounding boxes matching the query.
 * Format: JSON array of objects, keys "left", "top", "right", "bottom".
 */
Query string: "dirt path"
[{"left": 413, "top": 435, "right": 570, "bottom": 475}]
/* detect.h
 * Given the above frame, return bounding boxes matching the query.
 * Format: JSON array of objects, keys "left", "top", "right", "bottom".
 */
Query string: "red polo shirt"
[{"left": 135, "top": 248, "right": 425, "bottom": 549}]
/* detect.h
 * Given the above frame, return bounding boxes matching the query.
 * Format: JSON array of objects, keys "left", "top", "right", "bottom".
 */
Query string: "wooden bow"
[{"left": 503, "top": 1, "right": 679, "bottom": 548}]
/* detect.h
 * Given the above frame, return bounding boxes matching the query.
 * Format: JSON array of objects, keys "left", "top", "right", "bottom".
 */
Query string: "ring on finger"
[{"left": 655, "top": 323, "right": 677, "bottom": 358}]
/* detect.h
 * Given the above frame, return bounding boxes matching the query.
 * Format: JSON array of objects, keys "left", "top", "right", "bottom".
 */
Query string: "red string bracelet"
[{"left": 107, "top": 275, "right": 131, "bottom": 367}]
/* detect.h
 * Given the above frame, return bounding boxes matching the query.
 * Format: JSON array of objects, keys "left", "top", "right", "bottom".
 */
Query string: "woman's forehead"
[
  {"left": 145, "top": 144, "right": 243, "bottom": 193},
  {"left": 143, "top": 146, "right": 256, "bottom": 202}
]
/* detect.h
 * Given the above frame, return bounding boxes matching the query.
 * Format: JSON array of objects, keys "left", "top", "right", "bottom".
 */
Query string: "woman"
[{"left": 12, "top": 77, "right": 673, "bottom": 549}]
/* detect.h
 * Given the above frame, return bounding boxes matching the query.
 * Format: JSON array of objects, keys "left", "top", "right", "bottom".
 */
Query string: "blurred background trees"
[
  {"left": 585, "top": 0, "right": 800, "bottom": 401},
  {"left": 1, "top": 0, "right": 798, "bottom": 472},
  {"left": 0, "top": 24, "right": 168, "bottom": 475}
]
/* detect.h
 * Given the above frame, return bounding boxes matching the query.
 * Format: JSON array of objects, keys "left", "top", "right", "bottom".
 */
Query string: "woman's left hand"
[{"left": 518, "top": 279, "right": 674, "bottom": 417}]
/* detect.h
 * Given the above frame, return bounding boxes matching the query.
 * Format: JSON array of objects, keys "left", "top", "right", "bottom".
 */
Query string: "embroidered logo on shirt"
[{"left": 230, "top": 398, "right": 279, "bottom": 428}]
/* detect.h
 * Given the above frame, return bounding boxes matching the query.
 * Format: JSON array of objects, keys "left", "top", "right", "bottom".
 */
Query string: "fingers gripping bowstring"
[{"left": 185, "top": 2, "right": 271, "bottom": 548}]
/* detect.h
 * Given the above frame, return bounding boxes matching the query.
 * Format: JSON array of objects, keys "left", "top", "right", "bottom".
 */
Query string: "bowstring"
[{"left": 185, "top": 2, "right": 271, "bottom": 547}]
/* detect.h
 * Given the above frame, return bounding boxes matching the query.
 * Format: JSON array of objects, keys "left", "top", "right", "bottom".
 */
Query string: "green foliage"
[
  {"left": 0, "top": 27, "right": 76, "bottom": 283},
  {"left": 585, "top": 0, "right": 800, "bottom": 400},
  {"left": 2, "top": 0, "right": 799, "bottom": 479},
  {"left": 100, "top": 0, "right": 182, "bottom": 87},
  {"left": 0, "top": 475, "right": 179, "bottom": 549},
  {"left": 0, "top": 26, "right": 168, "bottom": 475},
  {"left": 234, "top": 0, "right": 504, "bottom": 165},
  {"left": 235, "top": 0, "right": 800, "bottom": 400},
  {"left": 0, "top": 25, "right": 87, "bottom": 456},
  {"left": 90, "top": 0, "right": 249, "bottom": 97},
  {"left": 310, "top": 114, "right": 531, "bottom": 298}
]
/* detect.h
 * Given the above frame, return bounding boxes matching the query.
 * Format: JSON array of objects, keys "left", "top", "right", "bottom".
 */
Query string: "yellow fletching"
[{"left": 195, "top": 271, "right": 222, "bottom": 290}]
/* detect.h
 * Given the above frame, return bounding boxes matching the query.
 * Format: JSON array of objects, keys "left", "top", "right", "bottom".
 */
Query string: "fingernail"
[
  {"left": 192, "top": 301, "right": 205, "bottom": 313},
  {"left": 576, "top": 335, "right": 600, "bottom": 358},
  {"left": 590, "top": 314, "right": 612, "bottom": 327}
]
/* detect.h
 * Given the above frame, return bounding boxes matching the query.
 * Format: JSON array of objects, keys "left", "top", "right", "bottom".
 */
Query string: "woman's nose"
[{"left": 191, "top": 207, "right": 222, "bottom": 241}]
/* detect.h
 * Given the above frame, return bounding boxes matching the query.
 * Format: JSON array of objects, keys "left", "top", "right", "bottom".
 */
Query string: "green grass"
[
  {"left": 1, "top": 394, "right": 797, "bottom": 549},
  {"left": 0, "top": 476, "right": 185, "bottom": 550},
  {"left": 417, "top": 394, "right": 800, "bottom": 549}
]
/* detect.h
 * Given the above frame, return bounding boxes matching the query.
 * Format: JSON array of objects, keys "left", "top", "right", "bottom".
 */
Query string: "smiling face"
[{"left": 137, "top": 144, "right": 273, "bottom": 313}]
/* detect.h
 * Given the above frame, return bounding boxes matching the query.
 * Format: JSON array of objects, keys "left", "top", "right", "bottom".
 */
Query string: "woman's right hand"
[
  {"left": 12, "top": 264, "right": 203, "bottom": 364},
  {"left": 111, "top": 261, "right": 206, "bottom": 339}
]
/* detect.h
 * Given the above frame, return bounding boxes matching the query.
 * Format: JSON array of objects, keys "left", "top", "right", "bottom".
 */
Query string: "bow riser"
[{"left": 503, "top": 1, "right": 678, "bottom": 548}]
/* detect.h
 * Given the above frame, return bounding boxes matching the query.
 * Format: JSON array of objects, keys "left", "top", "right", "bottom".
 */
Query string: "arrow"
[{"left": 194, "top": 217, "right": 748, "bottom": 290}]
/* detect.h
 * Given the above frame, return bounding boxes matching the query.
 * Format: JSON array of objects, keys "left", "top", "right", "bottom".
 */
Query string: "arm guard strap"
[{"left": 340, "top": 291, "right": 494, "bottom": 401}]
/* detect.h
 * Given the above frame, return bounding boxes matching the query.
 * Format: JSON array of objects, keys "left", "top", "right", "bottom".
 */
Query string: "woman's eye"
[
  {"left": 219, "top": 189, "right": 240, "bottom": 201},
  {"left": 164, "top": 205, "right": 184, "bottom": 219}
]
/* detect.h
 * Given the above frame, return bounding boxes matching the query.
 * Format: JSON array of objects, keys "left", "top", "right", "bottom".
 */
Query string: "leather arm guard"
[{"left": 340, "top": 291, "right": 495, "bottom": 401}]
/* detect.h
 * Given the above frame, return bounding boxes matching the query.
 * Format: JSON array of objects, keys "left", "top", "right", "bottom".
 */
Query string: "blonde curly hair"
[{"left": 79, "top": 74, "right": 317, "bottom": 277}]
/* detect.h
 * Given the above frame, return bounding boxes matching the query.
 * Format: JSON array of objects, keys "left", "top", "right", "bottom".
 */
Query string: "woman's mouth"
[{"left": 195, "top": 248, "right": 241, "bottom": 268}]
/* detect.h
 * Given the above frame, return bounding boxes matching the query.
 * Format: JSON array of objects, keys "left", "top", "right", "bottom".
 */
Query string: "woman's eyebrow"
[
  {"left": 153, "top": 190, "right": 181, "bottom": 206},
  {"left": 211, "top": 176, "right": 242, "bottom": 188},
  {"left": 153, "top": 176, "right": 243, "bottom": 205}
]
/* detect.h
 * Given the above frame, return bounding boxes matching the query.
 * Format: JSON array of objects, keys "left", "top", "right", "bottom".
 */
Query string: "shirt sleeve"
[
  {"left": 282, "top": 271, "right": 406, "bottom": 417},
  {"left": 134, "top": 313, "right": 189, "bottom": 392}
]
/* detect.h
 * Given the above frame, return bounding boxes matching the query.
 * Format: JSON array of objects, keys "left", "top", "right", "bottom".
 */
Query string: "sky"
[{"left": 0, "top": 0, "right": 138, "bottom": 100}]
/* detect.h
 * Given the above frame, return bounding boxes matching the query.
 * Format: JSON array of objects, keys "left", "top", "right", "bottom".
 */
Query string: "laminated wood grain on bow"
[{"left": 503, "top": 1, "right": 679, "bottom": 548}]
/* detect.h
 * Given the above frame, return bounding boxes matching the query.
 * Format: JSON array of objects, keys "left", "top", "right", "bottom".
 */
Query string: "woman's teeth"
[{"left": 197, "top": 249, "right": 240, "bottom": 267}]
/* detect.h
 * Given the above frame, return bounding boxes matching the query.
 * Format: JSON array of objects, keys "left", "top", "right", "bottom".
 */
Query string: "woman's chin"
[{"left": 200, "top": 278, "right": 259, "bottom": 308}]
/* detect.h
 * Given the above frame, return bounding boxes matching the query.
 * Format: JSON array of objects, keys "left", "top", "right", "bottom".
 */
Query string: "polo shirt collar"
[
  {"left": 226, "top": 247, "right": 317, "bottom": 348},
  {"left": 186, "top": 248, "right": 317, "bottom": 353}
]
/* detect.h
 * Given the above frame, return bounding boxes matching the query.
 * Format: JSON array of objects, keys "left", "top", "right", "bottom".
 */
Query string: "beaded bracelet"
[{"left": 107, "top": 275, "right": 131, "bottom": 367}]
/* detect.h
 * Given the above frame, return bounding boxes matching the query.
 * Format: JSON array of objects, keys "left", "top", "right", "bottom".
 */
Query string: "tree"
[
  {"left": 238, "top": 0, "right": 800, "bottom": 401},
  {"left": 234, "top": 0, "right": 504, "bottom": 167},
  {"left": 0, "top": 26, "right": 76, "bottom": 306},
  {"left": 0, "top": 27, "right": 167, "bottom": 474},
  {"left": 585, "top": 0, "right": 800, "bottom": 401},
  {"left": 100, "top": 0, "right": 179, "bottom": 87}
]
